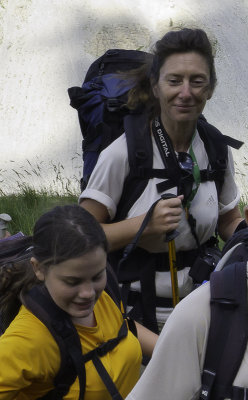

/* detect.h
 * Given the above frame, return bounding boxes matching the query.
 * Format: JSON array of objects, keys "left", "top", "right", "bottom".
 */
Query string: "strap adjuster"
[{"left": 200, "top": 369, "right": 216, "bottom": 399}]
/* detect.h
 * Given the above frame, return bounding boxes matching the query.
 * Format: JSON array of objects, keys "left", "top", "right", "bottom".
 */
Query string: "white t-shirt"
[
  {"left": 125, "top": 262, "right": 248, "bottom": 400},
  {"left": 80, "top": 130, "right": 240, "bottom": 321}
]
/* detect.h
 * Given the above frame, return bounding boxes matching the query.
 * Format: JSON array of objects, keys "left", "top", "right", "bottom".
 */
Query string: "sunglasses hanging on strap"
[
  {"left": 152, "top": 116, "right": 198, "bottom": 207},
  {"left": 152, "top": 116, "right": 203, "bottom": 249}
]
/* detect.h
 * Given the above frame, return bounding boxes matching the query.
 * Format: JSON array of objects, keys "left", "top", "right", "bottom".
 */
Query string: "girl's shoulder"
[
  {"left": 2, "top": 305, "right": 60, "bottom": 352},
  {"left": 0, "top": 306, "right": 60, "bottom": 395}
]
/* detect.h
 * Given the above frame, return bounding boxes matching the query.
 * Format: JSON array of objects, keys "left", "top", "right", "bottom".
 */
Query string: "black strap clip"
[{"left": 200, "top": 369, "right": 216, "bottom": 399}]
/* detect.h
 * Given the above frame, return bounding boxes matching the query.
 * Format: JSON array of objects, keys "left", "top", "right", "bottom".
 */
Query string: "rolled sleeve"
[
  {"left": 79, "top": 134, "right": 130, "bottom": 220},
  {"left": 79, "top": 188, "right": 117, "bottom": 220}
]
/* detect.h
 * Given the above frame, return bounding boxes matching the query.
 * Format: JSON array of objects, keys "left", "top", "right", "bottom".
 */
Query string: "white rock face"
[{"left": 1, "top": 0, "right": 248, "bottom": 195}]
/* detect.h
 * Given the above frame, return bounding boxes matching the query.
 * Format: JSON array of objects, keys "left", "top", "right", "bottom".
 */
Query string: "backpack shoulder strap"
[
  {"left": 197, "top": 118, "right": 243, "bottom": 198},
  {"left": 197, "top": 116, "right": 243, "bottom": 151},
  {"left": 22, "top": 285, "right": 85, "bottom": 400},
  {"left": 105, "top": 263, "right": 122, "bottom": 310},
  {"left": 114, "top": 112, "right": 153, "bottom": 221},
  {"left": 222, "top": 226, "right": 248, "bottom": 256},
  {"left": 105, "top": 262, "right": 137, "bottom": 336},
  {"left": 200, "top": 262, "right": 248, "bottom": 400}
]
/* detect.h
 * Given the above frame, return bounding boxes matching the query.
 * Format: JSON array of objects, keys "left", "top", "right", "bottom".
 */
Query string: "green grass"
[
  {"left": 0, "top": 186, "right": 78, "bottom": 236},
  {"left": 1, "top": 183, "right": 247, "bottom": 240}
]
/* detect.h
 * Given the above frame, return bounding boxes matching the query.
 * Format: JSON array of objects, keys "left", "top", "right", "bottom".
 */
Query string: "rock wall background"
[{"left": 1, "top": 0, "right": 248, "bottom": 195}]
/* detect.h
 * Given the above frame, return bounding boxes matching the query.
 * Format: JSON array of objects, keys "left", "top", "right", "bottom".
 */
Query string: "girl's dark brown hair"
[{"left": 0, "top": 205, "right": 108, "bottom": 331}]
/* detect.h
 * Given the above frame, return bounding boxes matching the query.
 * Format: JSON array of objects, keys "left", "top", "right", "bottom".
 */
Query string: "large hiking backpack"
[
  {"left": 68, "top": 48, "right": 153, "bottom": 192},
  {"left": 0, "top": 236, "right": 135, "bottom": 400},
  {"left": 200, "top": 227, "right": 248, "bottom": 400}
]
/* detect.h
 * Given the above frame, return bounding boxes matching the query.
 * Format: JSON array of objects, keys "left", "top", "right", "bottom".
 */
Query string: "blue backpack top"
[{"left": 68, "top": 49, "right": 153, "bottom": 192}]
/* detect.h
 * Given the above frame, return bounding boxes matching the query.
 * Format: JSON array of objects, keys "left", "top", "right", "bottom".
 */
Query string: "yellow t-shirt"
[{"left": 0, "top": 291, "right": 142, "bottom": 400}]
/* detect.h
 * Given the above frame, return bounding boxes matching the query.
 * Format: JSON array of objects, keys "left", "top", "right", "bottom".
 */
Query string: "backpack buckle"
[
  {"left": 232, "top": 386, "right": 248, "bottom": 399},
  {"left": 106, "top": 98, "right": 123, "bottom": 112},
  {"left": 200, "top": 369, "right": 216, "bottom": 399},
  {"left": 96, "top": 341, "right": 108, "bottom": 357}
]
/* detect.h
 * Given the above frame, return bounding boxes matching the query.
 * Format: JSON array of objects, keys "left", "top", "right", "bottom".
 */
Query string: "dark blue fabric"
[{"left": 79, "top": 74, "right": 133, "bottom": 128}]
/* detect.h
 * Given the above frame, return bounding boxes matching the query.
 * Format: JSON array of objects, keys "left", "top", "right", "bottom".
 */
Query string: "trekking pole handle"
[{"left": 161, "top": 194, "right": 180, "bottom": 242}]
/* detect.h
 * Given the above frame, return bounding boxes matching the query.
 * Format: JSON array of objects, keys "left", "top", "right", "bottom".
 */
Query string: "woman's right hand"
[
  {"left": 137, "top": 195, "right": 183, "bottom": 251},
  {"left": 81, "top": 196, "right": 183, "bottom": 252},
  {"left": 143, "top": 195, "right": 184, "bottom": 237}
]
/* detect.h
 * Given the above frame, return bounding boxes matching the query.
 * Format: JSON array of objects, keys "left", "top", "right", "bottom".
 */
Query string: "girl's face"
[
  {"left": 32, "top": 246, "right": 107, "bottom": 326},
  {"left": 153, "top": 51, "right": 212, "bottom": 125}
]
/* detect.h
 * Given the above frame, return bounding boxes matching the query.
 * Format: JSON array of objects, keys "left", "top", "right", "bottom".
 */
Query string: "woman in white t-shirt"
[{"left": 80, "top": 28, "right": 243, "bottom": 332}]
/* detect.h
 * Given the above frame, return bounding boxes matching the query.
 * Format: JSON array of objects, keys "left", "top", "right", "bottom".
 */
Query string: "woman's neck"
[{"left": 160, "top": 115, "right": 196, "bottom": 152}]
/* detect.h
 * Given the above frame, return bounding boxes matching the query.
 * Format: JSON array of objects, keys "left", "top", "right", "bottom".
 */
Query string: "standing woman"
[
  {"left": 80, "top": 28, "right": 243, "bottom": 331},
  {"left": 0, "top": 205, "right": 157, "bottom": 399}
]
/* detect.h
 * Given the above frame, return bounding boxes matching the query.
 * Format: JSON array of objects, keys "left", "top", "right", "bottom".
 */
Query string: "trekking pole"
[
  {"left": 168, "top": 239, "right": 179, "bottom": 307},
  {"left": 161, "top": 194, "right": 180, "bottom": 307}
]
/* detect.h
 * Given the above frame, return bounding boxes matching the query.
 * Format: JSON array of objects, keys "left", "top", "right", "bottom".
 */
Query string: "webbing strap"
[
  {"left": 152, "top": 116, "right": 181, "bottom": 192},
  {"left": 200, "top": 304, "right": 233, "bottom": 400},
  {"left": 118, "top": 197, "right": 161, "bottom": 268},
  {"left": 83, "top": 320, "right": 127, "bottom": 400},
  {"left": 84, "top": 320, "right": 127, "bottom": 362},
  {"left": 206, "top": 384, "right": 248, "bottom": 399},
  {"left": 92, "top": 356, "right": 123, "bottom": 400},
  {"left": 232, "top": 386, "right": 248, "bottom": 399}
]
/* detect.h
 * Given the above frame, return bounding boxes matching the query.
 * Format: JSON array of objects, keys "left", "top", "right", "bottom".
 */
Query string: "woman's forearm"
[
  {"left": 80, "top": 198, "right": 145, "bottom": 251},
  {"left": 218, "top": 205, "right": 243, "bottom": 241},
  {"left": 81, "top": 197, "right": 183, "bottom": 251}
]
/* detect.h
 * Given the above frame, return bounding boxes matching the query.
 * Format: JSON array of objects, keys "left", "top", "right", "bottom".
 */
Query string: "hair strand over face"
[{"left": 125, "top": 28, "right": 216, "bottom": 118}]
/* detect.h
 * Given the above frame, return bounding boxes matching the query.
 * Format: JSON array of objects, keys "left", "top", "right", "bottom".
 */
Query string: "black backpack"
[
  {"left": 0, "top": 237, "right": 136, "bottom": 400},
  {"left": 200, "top": 227, "right": 248, "bottom": 399}
]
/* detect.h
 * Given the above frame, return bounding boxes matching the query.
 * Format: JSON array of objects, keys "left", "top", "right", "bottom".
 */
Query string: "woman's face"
[
  {"left": 153, "top": 51, "right": 212, "bottom": 125},
  {"left": 32, "top": 246, "right": 107, "bottom": 325}
]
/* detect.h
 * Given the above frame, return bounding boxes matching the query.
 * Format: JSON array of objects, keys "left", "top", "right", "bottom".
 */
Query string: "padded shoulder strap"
[
  {"left": 105, "top": 263, "right": 122, "bottom": 310},
  {"left": 200, "top": 262, "right": 248, "bottom": 400},
  {"left": 197, "top": 118, "right": 243, "bottom": 152},
  {"left": 197, "top": 118, "right": 243, "bottom": 199},
  {"left": 115, "top": 113, "right": 153, "bottom": 221},
  {"left": 105, "top": 262, "right": 138, "bottom": 336},
  {"left": 22, "top": 286, "right": 85, "bottom": 400},
  {"left": 197, "top": 118, "right": 243, "bottom": 172},
  {"left": 222, "top": 227, "right": 248, "bottom": 256}
]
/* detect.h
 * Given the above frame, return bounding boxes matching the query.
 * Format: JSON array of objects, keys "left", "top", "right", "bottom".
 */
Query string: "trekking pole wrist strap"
[{"left": 121, "top": 197, "right": 162, "bottom": 260}]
